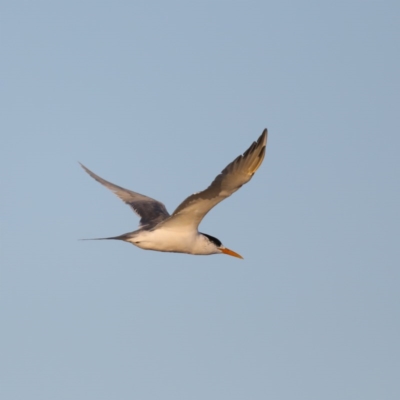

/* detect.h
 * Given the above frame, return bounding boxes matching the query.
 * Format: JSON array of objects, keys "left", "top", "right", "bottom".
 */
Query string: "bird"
[{"left": 80, "top": 129, "right": 268, "bottom": 259}]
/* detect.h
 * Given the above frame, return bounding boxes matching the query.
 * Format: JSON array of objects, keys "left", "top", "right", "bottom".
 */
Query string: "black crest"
[{"left": 201, "top": 233, "right": 222, "bottom": 247}]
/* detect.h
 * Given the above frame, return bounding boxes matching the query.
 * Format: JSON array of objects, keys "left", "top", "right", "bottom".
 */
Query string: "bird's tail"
[{"left": 79, "top": 232, "right": 134, "bottom": 241}]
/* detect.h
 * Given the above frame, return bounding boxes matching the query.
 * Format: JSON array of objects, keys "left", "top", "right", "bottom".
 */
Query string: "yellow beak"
[{"left": 220, "top": 246, "right": 243, "bottom": 259}]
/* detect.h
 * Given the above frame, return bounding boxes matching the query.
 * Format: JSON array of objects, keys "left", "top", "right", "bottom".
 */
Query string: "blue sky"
[{"left": 1, "top": 1, "right": 399, "bottom": 399}]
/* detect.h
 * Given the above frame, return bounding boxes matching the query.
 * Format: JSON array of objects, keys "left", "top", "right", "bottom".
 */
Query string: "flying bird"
[{"left": 80, "top": 129, "right": 268, "bottom": 259}]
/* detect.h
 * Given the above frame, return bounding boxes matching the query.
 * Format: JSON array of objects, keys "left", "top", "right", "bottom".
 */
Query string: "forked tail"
[{"left": 79, "top": 232, "right": 133, "bottom": 241}]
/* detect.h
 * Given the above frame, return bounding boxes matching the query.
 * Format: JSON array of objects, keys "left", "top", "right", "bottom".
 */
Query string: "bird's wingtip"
[{"left": 261, "top": 128, "right": 268, "bottom": 144}]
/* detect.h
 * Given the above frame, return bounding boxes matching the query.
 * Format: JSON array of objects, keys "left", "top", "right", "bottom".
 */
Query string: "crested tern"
[{"left": 80, "top": 129, "right": 268, "bottom": 259}]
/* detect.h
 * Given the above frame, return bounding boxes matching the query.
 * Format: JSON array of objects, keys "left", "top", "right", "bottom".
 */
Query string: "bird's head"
[{"left": 200, "top": 233, "right": 243, "bottom": 259}]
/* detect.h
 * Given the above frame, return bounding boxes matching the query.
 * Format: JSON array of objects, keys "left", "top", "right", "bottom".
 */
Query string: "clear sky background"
[{"left": 1, "top": 1, "right": 399, "bottom": 399}]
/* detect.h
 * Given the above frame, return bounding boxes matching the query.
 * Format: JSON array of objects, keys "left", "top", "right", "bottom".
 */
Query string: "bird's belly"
[{"left": 127, "top": 229, "right": 197, "bottom": 254}]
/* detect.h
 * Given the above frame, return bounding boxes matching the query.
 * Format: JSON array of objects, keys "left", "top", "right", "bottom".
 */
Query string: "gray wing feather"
[
  {"left": 161, "top": 129, "right": 268, "bottom": 230},
  {"left": 80, "top": 163, "right": 170, "bottom": 228}
]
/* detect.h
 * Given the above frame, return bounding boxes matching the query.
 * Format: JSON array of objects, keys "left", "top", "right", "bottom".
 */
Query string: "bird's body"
[
  {"left": 80, "top": 129, "right": 268, "bottom": 259},
  {"left": 110, "top": 229, "right": 219, "bottom": 255}
]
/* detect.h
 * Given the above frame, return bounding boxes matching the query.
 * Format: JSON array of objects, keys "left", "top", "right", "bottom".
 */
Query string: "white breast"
[{"left": 126, "top": 228, "right": 218, "bottom": 255}]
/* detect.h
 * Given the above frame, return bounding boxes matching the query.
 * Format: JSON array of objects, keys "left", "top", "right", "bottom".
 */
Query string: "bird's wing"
[
  {"left": 80, "top": 163, "right": 170, "bottom": 228},
  {"left": 160, "top": 129, "right": 268, "bottom": 230}
]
